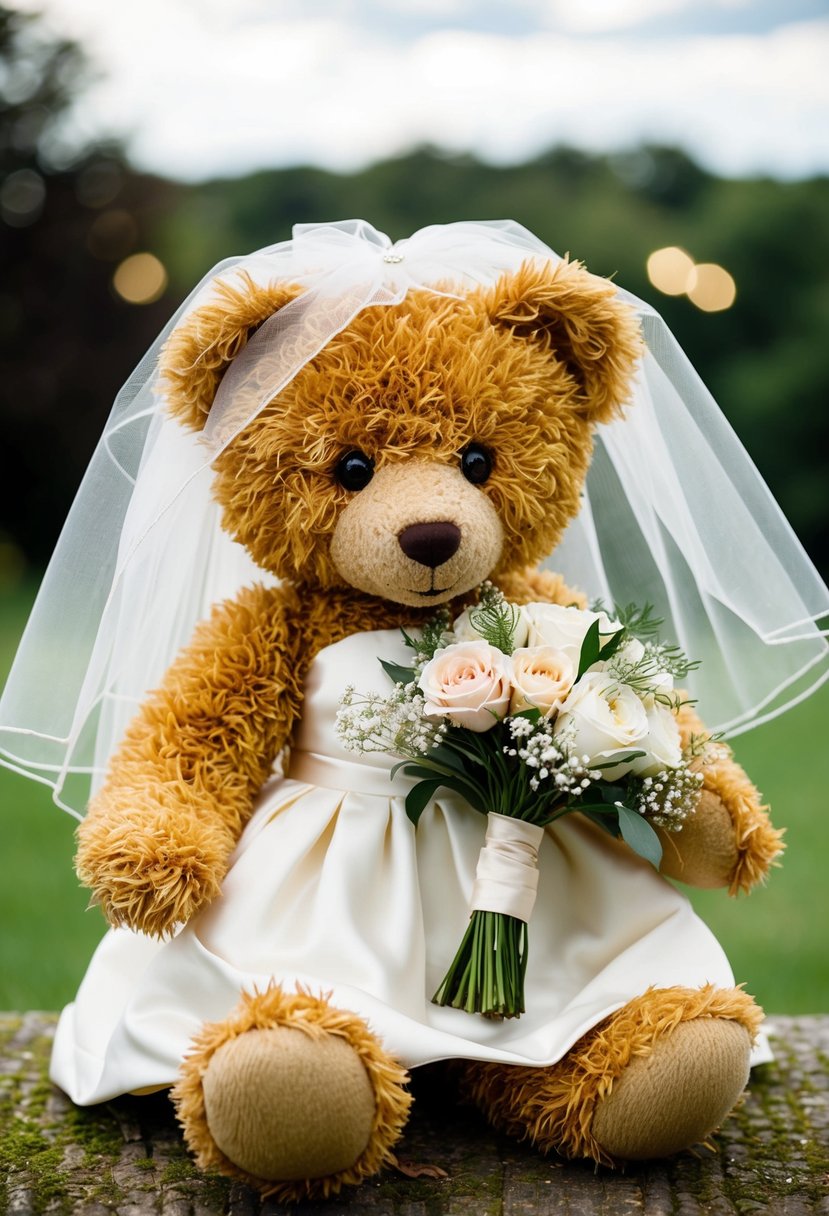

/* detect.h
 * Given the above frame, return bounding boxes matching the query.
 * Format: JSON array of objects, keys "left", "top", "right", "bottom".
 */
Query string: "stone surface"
[{"left": 1, "top": 1013, "right": 827, "bottom": 1214}]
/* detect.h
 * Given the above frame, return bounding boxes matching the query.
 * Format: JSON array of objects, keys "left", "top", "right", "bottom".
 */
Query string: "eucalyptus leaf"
[
  {"left": 576, "top": 619, "right": 602, "bottom": 680},
  {"left": 587, "top": 750, "right": 646, "bottom": 771},
  {"left": 616, "top": 804, "right": 663, "bottom": 869},
  {"left": 598, "top": 628, "right": 625, "bottom": 663},
  {"left": 397, "top": 764, "right": 487, "bottom": 812},
  {"left": 574, "top": 802, "right": 623, "bottom": 816},
  {"left": 580, "top": 807, "right": 623, "bottom": 837},
  {"left": 380, "top": 658, "right": 417, "bottom": 686},
  {"left": 390, "top": 759, "right": 414, "bottom": 780},
  {"left": 398, "top": 763, "right": 445, "bottom": 781},
  {"left": 405, "top": 779, "right": 443, "bottom": 828},
  {"left": 597, "top": 782, "right": 628, "bottom": 803}
]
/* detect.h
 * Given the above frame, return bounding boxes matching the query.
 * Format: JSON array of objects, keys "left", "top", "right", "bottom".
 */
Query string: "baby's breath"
[
  {"left": 336, "top": 683, "right": 446, "bottom": 757},
  {"left": 630, "top": 757, "right": 703, "bottom": 830},
  {"left": 504, "top": 717, "right": 595, "bottom": 798}
]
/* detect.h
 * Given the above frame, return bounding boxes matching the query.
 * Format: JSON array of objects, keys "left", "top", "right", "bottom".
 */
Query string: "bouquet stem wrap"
[{"left": 433, "top": 813, "right": 545, "bottom": 1018}]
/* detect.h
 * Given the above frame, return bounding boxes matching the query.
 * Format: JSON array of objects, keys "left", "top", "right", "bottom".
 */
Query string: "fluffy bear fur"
[{"left": 75, "top": 253, "right": 782, "bottom": 1197}]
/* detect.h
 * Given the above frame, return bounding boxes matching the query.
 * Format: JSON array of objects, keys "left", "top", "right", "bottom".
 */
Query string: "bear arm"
[
  {"left": 655, "top": 700, "right": 784, "bottom": 896},
  {"left": 76, "top": 582, "right": 305, "bottom": 937},
  {"left": 494, "top": 566, "right": 588, "bottom": 608}
]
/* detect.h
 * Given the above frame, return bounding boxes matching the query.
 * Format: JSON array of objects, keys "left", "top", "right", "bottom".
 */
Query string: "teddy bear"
[{"left": 47, "top": 221, "right": 785, "bottom": 1202}]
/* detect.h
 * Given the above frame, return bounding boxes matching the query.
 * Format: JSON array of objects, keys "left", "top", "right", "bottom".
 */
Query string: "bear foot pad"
[
  {"left": 202, "top": 1025, "right": 376, "bottom": 1181},
  {"left": 591, "top": 1017, "right": 752, "bottom": 1160}
]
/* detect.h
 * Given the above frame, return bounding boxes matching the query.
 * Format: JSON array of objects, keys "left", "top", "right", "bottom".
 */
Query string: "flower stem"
[{"left": 432, "top": 910, "right": 528, "bottom": 1018}]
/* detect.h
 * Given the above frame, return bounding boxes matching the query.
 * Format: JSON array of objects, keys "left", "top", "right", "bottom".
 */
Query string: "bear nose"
[{"left": 398, "top": 521, "right": 462, "bottom": 568}]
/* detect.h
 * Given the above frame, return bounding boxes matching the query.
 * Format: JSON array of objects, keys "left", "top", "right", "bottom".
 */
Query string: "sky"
[{"left": 14, "top": 0, "right": 829, "bottom": 182}]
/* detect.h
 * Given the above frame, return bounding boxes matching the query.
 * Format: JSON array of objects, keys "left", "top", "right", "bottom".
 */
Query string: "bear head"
[{"left": 160, "top": 259, "right": 642, "bottom": 608}]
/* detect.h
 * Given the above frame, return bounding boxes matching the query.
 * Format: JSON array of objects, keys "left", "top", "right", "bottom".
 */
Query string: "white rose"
[
  {"left": 640, "top": 670, "right": 675, "bottom": 707},
  {"left": 452, "top": 605, "right": 529, "bottom": 649},
  {"left": 519, "top": 603, "right": 621, "bottom": 667},
  {"left": 509, "top": 646, "right": 575, "bottom": 718},
  {"left": 554, "top": 672, "right": 649, "bottom": 776},
  {"left": 615, "top": 637, "right": 646, "bottom": 666},
  {"left": 629, "top": 703, "right": 682, "bottom": 776},
  {"left": 418, "top": 641, "right": 511, "bottom": 733}
]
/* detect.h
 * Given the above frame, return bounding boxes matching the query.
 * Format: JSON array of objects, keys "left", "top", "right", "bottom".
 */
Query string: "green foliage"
[
  {"left": 2, "top": 120, "right": 828, "bottom": 577},
  {"left": 468, "top": 584, "right": 521, "bottom": 655},
  {"left": 151, "top": 145, "right": 828, "bottom": 580},
  {"left": 401, "top": 610, "right": 450, "bottom": 667}
]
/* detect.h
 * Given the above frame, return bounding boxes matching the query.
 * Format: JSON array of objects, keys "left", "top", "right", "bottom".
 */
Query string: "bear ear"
[
  {"left": 483, "top": 258, "right": 644, "bottom": 423},
  {"left": 160, "top": 272, "right": 303, "bottom": 432}
]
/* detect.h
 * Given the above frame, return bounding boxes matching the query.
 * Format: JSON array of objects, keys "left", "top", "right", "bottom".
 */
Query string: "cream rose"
[
  {"left": 453, "top": 605, "right": 529, "bottom": 649},
  {"left": 629, "top": 703, "right": 682, "bottom": 776},
  {"left": 509, "top": 646, "right": 575, "bottom": 718},
  {"left": 519, "top": 603, "right": 621, "bottom": 667},
  {"left": 418, "top": 641, "right": 511, "bottom": 733},
  {"left": 554, "top": 672, "right": 648, "bottom": 776},
  {"left": 596, "top": 636, "right": 674, "bottom": 707}
]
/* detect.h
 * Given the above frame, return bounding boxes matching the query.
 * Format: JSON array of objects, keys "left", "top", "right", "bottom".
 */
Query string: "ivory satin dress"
[{"left": 51, "top": 628, "right": 769, "bottom": 1104}]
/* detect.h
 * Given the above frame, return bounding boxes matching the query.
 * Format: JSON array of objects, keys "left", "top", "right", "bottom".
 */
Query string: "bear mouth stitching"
[{"left": 414, "top": 586, "right": 453, "bottom": 598}]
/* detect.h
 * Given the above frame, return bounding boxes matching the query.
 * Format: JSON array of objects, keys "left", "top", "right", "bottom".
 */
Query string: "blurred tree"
[
  {"left": 0, "top": 4, "right": 178, "bottom": 572},
  {"left": 154, "top": 147, "right": 828, "bottom": 574},
  {"left": 1, "top": 13, "right": 826, "bottom": 581}
]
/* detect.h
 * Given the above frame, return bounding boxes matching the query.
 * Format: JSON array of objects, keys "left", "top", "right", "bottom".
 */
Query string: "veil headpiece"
[{"left": 1, "top": 219, "right": 827, "bottom": 818}]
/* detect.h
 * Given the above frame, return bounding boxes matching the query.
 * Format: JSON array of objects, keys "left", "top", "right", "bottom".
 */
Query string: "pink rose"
[
  {"left": 509, "top": 646, "right": 575, "bottom": 717},
  {"left": 418, "top": 641, "right": 511, "bottom": 732}
]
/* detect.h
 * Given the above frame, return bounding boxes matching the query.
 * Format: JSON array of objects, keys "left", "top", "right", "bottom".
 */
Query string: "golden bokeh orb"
[
  {"left": 687, "top": 263, "right": 737, "bottom": 312},
  {"left": 646, "top": 246, "right": 695, "bottom": 296},
  {"left": 113, "top": 253, "right": 168, "bottom": 305}
]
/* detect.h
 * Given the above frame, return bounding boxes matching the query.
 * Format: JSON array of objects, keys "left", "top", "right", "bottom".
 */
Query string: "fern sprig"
[{"left": 468, "top": 582, "right": 520, "bottom": 655}]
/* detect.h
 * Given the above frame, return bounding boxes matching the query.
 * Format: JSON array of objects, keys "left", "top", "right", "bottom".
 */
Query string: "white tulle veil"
[{"left": 1, "top": 218, "right": 827, "bottom": 819}]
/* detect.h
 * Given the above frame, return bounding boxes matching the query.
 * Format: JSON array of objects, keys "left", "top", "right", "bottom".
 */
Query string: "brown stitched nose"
[{"left": 398, "top": 521, "right": 462, "bottom": 568}]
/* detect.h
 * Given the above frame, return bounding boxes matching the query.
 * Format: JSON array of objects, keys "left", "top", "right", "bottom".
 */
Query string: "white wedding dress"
[{"left": 51, "top": 628, "right": 769, "bottom": 1104}]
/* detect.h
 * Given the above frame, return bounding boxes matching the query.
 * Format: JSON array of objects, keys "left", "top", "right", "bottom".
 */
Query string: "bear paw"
[
  {"left": 459, "top": 984, "right": 762, "bottom": 1166},
  {"left": 172, "top": 986, "right": 411, "bottom": 1201},
  {"left": 591, "top": 1015, "right": 751, "bottom": 1160},
  {"left": 76, "top": 801, "right": 234, "bottom": 936}
]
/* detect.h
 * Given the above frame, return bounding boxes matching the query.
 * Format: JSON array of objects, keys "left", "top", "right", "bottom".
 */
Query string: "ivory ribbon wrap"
[{"left": 469, "top": 813, "right": 545, "bottom": 923}]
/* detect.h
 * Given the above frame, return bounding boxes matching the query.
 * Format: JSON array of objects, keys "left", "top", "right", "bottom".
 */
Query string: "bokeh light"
[
  {"left": 0, "top": 168, "right": 46, "bottom": 227},
  {"left": 112, "top": 253, "right": 168, "bottom": 304},
  {"left": 88, "top": 210, "right": 139, "bottom": 261},
  {"left": 75, "top": 160, "right": 123, "bottom": 209},
  {"left": 687, "top": 262, "right": 737, "bottom": 312},
  {"left": 646, "top": 246, "right": 695, "bottom": 296},
  {"left": 647, "top": 247, "right": 736, "bottom": 312}
]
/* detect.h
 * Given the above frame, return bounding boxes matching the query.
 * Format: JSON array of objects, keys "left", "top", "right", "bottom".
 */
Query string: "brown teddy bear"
[{"left": 45, "top": 222, "right": 786, "bottom": 1201}]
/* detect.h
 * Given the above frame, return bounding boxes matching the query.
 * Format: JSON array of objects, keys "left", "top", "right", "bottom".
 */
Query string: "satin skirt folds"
[{"left": 50, "top": 765, "right": 764, "bottom": 1106}]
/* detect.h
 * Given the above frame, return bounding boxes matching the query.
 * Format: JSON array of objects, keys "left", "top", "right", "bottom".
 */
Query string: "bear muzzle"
[{"left": 329, "top": 460, "right": 504, "bottom": 606}]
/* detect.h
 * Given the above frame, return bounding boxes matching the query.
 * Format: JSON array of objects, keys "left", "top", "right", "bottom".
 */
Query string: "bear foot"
[
  {"left": 459, "top": 984, "right": 762, "bottom": 1166},
  {"left": 590, "top": 1016, "right": 751, "bottom": 1160},
  {"left": 172, "top": 986, "right": 411, "bottom": 1201}
]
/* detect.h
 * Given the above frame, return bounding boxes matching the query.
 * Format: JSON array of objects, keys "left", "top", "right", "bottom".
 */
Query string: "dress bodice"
[{"left": 290, "top": 629, "right": 415, "bottom": 786}]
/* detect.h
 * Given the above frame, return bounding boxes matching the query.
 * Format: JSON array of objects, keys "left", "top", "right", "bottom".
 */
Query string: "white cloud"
[
  {"left": 540, "top": 0, "right": 700, "bottom": 35},
  {"left": 12, "top": 0, "right": 829, "bottom": 180}
]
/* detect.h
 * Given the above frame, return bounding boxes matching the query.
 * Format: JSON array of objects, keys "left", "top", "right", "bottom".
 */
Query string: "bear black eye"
[
  {"left": 460, "top": 443, "right": 493, "bottom": 485},
  {"left": 335, "top": 449, "right": 375, "bottom": 492}
]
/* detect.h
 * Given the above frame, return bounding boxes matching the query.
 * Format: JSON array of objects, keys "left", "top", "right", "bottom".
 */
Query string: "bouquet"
[{"left": 336, "top": 584, "right": 705, "bottom": 1019}]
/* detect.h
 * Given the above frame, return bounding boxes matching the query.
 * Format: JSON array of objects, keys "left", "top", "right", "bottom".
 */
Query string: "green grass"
[{"left": 1, "top": 581, "right": 827, "bottom": 1012}]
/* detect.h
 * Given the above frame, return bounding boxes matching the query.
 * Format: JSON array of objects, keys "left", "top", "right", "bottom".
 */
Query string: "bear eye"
[
  {"left": 460, "top": 443, "right": 493, "bottom": 485},
  {"left": 335, "top": 449, "right": 375, "bottom": 492}
]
